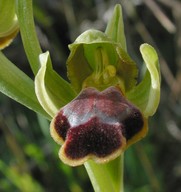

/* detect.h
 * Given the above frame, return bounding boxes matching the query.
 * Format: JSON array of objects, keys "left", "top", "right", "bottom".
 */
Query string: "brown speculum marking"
[{"left": 51, "top": 86, "right": 144, "bottom": 164}]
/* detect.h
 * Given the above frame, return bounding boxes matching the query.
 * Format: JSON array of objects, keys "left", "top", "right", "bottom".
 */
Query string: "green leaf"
[
  {"left": 16, "top": 0, "right": 42, "bottom": 75},
  {"left": 35, "top": 52, "right": 76, "bottom": 117},
  {"left": 126, "top": 44, "right": 160, "bottom": 117},
  {"left": 0, "top": 51, "right": 50, "bottom": 119},
  {"left": 105, "top": 4, "right": 127, "bottom": 51}
]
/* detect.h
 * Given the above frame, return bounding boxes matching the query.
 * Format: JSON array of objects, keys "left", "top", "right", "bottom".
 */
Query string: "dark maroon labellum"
[{"left": 51, "top": 86, "right": 145, "bottom": 166}]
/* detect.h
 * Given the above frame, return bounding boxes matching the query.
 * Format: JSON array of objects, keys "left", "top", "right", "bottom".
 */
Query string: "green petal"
[
  {"left": 35, "top": 52, "right": 76, "bottom": 117},
  {"left": 105, "top": 4, "right": 127, "bottom": 51},
  {"left": 126, "top": 44, "right": 160, "bottom": 117},
  {"left": 116, "top": 46, "right": 138, "bottom": 92}
]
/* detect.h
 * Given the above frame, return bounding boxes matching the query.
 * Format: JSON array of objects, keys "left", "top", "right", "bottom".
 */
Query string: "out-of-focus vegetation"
[{"left": 0, "top": 0, "right": 181, "bottom": 191}]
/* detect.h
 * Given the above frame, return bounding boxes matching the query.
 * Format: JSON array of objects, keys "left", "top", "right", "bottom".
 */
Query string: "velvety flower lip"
[{"left": 50, "top": 86, "right": 147, "bottom": 166}]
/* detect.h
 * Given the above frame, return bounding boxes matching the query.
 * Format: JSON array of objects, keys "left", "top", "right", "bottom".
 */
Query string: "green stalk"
[
  {"left": 107, "top": 155, "right": 124, "bottom": 192},
  {"left": 85, "top": 155, "right": 124, "bottom": 192},
  {"left": 16, "top": 0, "right": 42, "bottom": 75}
]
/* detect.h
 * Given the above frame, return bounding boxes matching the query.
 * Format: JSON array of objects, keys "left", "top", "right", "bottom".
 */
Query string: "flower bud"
[{"left": 0, "top": 0, "right": 19, "bottom": 49}]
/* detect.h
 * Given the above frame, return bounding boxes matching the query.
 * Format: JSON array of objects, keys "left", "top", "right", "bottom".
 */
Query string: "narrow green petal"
[
  {"left": 126, "top": 44, "right": 160, "bottom": 117},
  {"left": 0, "top": 51, "right": 50, "bottom": 119},
  {"left": 35, "top": 52, "right": 76, "bottom": 117},
  {"left": 105, "top": 4, "right": 127, "bottom": 51},
  {"left": 116, "top": 46, "right": 138, "bottom": 92},
  {"left": 67, "top": 43, "right": 92, "bottom": 92}
]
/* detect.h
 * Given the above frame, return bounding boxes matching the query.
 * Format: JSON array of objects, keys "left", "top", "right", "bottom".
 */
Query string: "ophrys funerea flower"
[{"left": 34, "top": 5, "right": 160, "bottom": 166}]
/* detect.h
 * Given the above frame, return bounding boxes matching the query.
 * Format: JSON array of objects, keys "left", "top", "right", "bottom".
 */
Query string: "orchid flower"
[
  {"left": 35, "top": 5, "right": 160, "bottom": 167},
  {"left": 0, "top": 1, "right": 160, "bottom": 192}
]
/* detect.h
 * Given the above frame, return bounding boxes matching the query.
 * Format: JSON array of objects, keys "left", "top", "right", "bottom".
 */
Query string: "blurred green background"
[{"left": 1, "top": 0, "right": 181, "bottom": 191}]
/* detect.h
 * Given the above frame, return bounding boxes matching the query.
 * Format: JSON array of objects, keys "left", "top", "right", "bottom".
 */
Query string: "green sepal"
[
  {"left": 35, "top": 52, "right": 76, "bottom": 117},
  {"left": 105, "top": 4, "right": 127, "bottom": 51},
  {"left": 0, "top": 51, "right": 50, "bottom": 119},
  {"left": 67, "top": 30, "right": 138, "bottom": 93},
  {"left": 126, "top": 44, "right": 160, "bottom": 117}
]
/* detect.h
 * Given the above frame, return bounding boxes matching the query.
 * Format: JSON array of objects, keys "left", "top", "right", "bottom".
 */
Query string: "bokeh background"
[{"left": 1, "top": 0, "right": 181, "bottom": 191}]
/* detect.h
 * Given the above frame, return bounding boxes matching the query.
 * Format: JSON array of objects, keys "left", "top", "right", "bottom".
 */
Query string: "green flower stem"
[
  {"left": 85, "top": 155, "right": 124, "bottom": 192},
  {"left": 16, "top": 0, "right": 42, "bottom": 75},
  {"left": 106, "top": 155, "right": 124, "bottom": 192}
]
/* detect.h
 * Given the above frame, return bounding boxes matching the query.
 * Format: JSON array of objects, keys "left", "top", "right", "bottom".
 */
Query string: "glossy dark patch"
[{"left": 122, "top": 111, "right": 144, "bottom": 140}]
